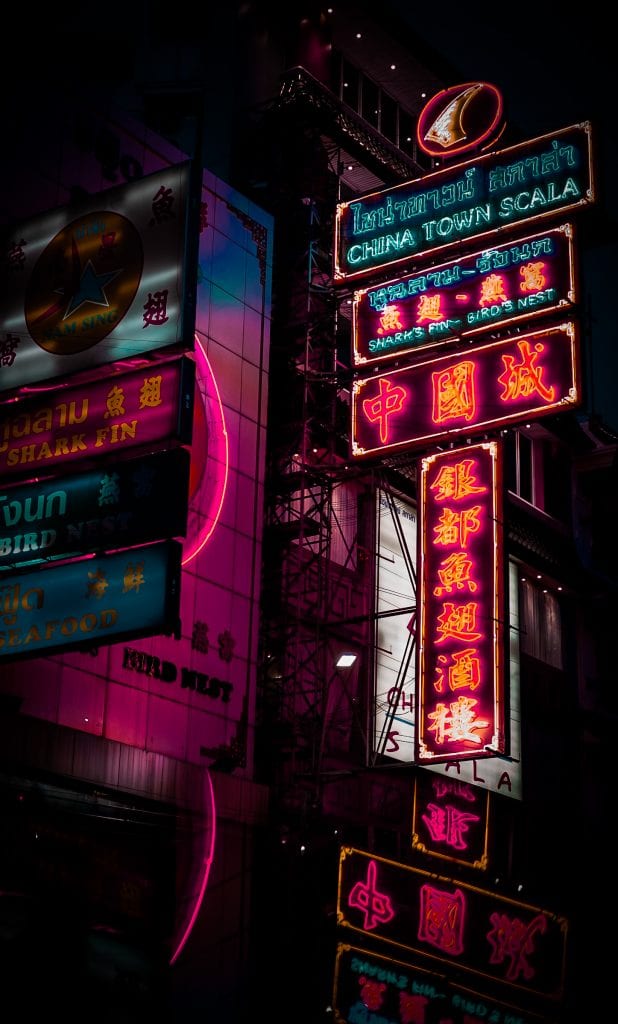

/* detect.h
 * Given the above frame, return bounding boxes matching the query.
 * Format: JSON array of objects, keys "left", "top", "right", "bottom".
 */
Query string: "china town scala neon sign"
[{"left": 416, "top": 441, "right": 505, "bottom": 763}]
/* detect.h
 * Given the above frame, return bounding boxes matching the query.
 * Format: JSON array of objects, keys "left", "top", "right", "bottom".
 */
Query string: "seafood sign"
[
  {"left": 0, "top": 356, "right": 194, "bottom": 480},
  {"left": 0, "top": 540, "right": 182, "bottom": 660}
]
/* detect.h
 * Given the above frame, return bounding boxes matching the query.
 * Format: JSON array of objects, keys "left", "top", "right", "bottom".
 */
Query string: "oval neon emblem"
[{"left": 417, "top": 82, "right": 505, "bottom": 159}]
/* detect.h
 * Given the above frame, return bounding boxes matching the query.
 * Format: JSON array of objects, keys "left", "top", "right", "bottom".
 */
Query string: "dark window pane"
[
  {"left": 341, "top": 59, "right": 360, "bottom": 112},
  {"left": 381, "top": 92, "right": 397, "bottom": 142},
  {"left": 519, "top": 432, "right": 533, "bottom": 503},
  {"left": 361, "top": 75, "right": 379, "bottom": 129}
]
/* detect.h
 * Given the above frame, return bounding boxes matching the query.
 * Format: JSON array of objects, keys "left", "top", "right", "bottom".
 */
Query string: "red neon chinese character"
[
  {"left": 359, "top": 977, "right": 386, "bottom": 1011},
  {"left": 434, "top": 507, "right": 482, "bottom": 548},
  {"left": 377, "top": 305, "right": 404, "bottom": 334},
  {"left": 430, "top": 459, "right": 486, "bottom": 501},
  {"left": 435, "top": 649, "right": 481, "bottom": 692},
  {"left": 399, "top": 992, "right": 430, "bottom": 1024},
  {"left": 497, "top": 339, "right": 555, "bottom": 402},
  {"left": 436, "top": 602, "right": 482, "bottom": 643},
  {"left": 486, "top": 911, "right": 547, "bottom": 981},
  {"left": 432, "top": 361, "right": 475, "bottom": 423},
  {"left": 422, "top": 802, "right": 480, "bottom": 850},
  {"left": 479, "top": 273, "right": 508, "bottom": 306},
  {"left": 427, "top": 695, "right": 490, "bottom": 745},
  {"left": 434, "top": 552, "right": 478, "bottom": 596},
  {"left": 362, "top": 378, "right": 407, "bottom": 444},
  {"left": 348, "top": 859, "right": 395, "bottom": 930},
  {"left": 417, "top": 294, "right": 443, "bottom": 323},
  {"left": 519, "top": 261, "right": 546, "bottom": 292},
  {"left": 418, "top": 883, "right": 465, "bottom": 954}
]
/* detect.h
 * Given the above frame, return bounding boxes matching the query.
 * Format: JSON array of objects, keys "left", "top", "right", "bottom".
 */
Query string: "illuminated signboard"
[
  {"left": 334, "top": 122, "right": 593, "bottom": 281},
  {"left": 416, "top": 442, "right": 504, "bottom": 763},
  {"left": 351, "top": 322, "right": 580, "bottom": 458},
  {"left": 0, "top": 355, "right": 194, "bottom": 481},
  {"left": 411, "top": 774, "right": 489, "bottom": 869},
  {"left": 337, "top": 847, "right": 568, "bottom": 999},
  {"left": 416, "top": 81, "right": 506, "bottom": 159},
  {"left": 0, "top": 162, "right": 193, "bottom": 393},
  {"left": 0, "top": 448, "right": 190, "bottom": 572},
  {"left": 0, "top": 540, "right": 182, "bottom": 661},
  {"left": 353, "top": 224, "right": 576, "bottom": 367},
  {"left": 332, "top": 943, "right": 555, "bottom": 1024}
]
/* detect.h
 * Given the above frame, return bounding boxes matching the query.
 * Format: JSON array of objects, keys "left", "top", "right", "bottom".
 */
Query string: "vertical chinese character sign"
[{"left": 416, "top": 441, "right": 505, "bottom": 763}]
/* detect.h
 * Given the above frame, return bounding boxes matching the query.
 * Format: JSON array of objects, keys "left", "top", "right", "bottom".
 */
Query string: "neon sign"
[
  {"left": 351, "top": 322, "right": 580, "bottom": 457},
  {"left": 417, "top": 442, "right": 504, "bottom": 763},
  {"left": 353, "top": 224, "right": 576, "bottom": 366},
  {"left": 332, "top": 943, "right": 556, "bottom": 1024},
  {"left": 335, "top": 123, "right": 593, "bottom": 281},
  {"left": 0, "top": 540, "right": 182, "bottom": 661},
  {"left": 411, "top": 774, "right": 489, "bottom": 869},
  {"left": 416, "top": 82, "right": 505, "bottom": 159},
  {"left": 0, "top": 356, "right": 194, "bottom": 480},
  {"left": 337, "top": 847, "right": 568, "bottom": 999},
  {"left": 0, "top": 447, "right": 190, "bottom": 571}
]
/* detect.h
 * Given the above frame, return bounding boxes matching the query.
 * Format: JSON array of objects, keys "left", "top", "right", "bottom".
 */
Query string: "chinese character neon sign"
[
  {"left": 412, "top": 774, "right": 489, "bottom": 869},
  {"left": 417, "top": 442, "right": 504, "bottom": 763},
  {"left": 351, "top": 323, "right": 580, "bottom": 457},
  {"left": 337, "top": 846, "right": 568, "bottom": 999},
  {"left": 335, "top": 123, "right": 593, "bottom": 282},
  {"left": 353, "top": 225, "right": 576, "bottom": 367}
]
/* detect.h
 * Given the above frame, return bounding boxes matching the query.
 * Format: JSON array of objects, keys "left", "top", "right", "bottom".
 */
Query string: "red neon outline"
[
  {"left": 416, "top": 82, "right": 504, "bottom": 159},
  {"left": 181, "top": 333, "right": 229, "bottom": 566}
]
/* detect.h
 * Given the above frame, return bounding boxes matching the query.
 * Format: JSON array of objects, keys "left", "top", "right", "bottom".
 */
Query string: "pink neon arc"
[
  {"left": 182, "top": 333, "right": 229, "bottom": 566},
  {"left": 169, "top": 767, "right": 216, "bottom": 965}
]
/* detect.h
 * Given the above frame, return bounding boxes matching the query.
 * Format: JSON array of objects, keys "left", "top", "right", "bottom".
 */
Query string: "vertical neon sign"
[{"left": 417, "top": 441, "right": 504, "bottom": 762}]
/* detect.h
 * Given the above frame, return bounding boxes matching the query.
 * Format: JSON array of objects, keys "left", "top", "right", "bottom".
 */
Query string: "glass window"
[
  {"left": 361, "top": 75, "right": 380, "bottom": 129},
  {"left": 341, "top": 58, "right": 360, "bottom": 113},
  {"left": 380, "top": 92, "right": 397, "bottom": 143}
]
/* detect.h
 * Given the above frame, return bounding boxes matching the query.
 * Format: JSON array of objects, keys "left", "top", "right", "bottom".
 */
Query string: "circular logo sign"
[
  {"left": 25, "top": 211, "right": 143, "bottom": 354},
  {"left": 417, "top": 82, "right": 505, "bottom": 159}
]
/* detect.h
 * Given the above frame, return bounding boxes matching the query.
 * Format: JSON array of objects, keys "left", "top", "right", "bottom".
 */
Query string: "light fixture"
[
  {"left": 390, "top": 64, "right": 396, "bottom": 70},
  {"left": 336, "top": 653, "right": 357, "bottom": 668}
]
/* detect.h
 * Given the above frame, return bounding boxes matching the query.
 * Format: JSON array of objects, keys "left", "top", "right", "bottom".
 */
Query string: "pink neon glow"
[
  {"left": 348, "top": 859, "right": 395, "bottom": 930},
  {"left": 169, "top": 767, "right": 216, "bottom": 965},
  {"left": 181, "top": 333, "right": 229, "bottom": 566}
]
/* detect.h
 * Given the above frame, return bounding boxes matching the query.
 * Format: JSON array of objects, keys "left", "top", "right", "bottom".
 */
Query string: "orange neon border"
[
  {"left": 352, "top": 223, "right": 577, "bottom": 368},
  {"left": 410, "top": 776, "right": 490, "bottom": 870},
  {"left": 336, "top": 845, "right": 568, "bottom": 999},
  {"left": 416, "top": 441, "right": 505, "bottom": 764},
  {"left": 334, "top": 122, "right": 593, "bottom": 283},
  {"left": 351, "top": 321, "right": 581, "bottom": 458}
]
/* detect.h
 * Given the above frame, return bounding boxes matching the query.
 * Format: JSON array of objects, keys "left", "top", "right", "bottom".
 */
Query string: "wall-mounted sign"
[
  {"left": 351, "top": 322, "right": 580, "bottom": 458},
  {"left": 0, "top": 540, "right": 182, "bottom": 661},
  {"left": 0, "top": 163, "right": 193, "bottom": 393},
  {"left": 0, "top": 447, "right": 190, "bottom": 572},
  {"left": 337, "top": 847, "right": 568, "bottom": 999},
  {"left": 335, "top": 122, "right": 593, "bottom": 281},
  {"left": 0, "top": 355, "right": 194, "bottom": 481},
  {"left": 416, "top": 442, "right": 504, "bottom": 763},
  {"left": 412, "top": 774, "right": 490, "bottom": 868},
  {"left": 353, "top": 224, "right": 576, "bottom": 366},
  {"left": 417, "top": 81, "right": 505, "bottom": 159},
  {"left": 332, "top": 943, "right": 555, "bottom": 1024}
]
